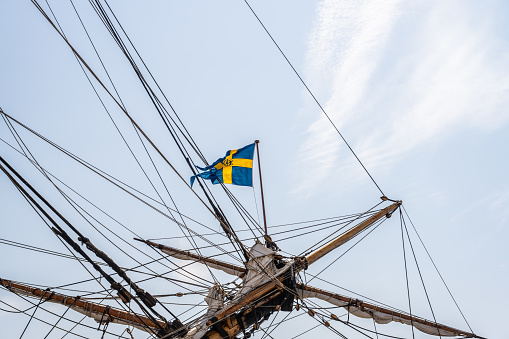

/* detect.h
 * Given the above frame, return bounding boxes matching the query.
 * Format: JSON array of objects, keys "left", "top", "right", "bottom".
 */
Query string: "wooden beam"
[
  {"left": 306, "top": 201, "right": 401, "bottom": 265},
  {"left": 297, "top": 284, "right": 482, "bottom": 338},
  {"left": 0, "top": 278, "right": 164, "bottom": 332},
  {"left": 254, "top": 140, "right": 268, "bottom": 238},
  {"left": 196, "top": 203, "right": 402, "bottom": 329},
  {"left": 140, "top": 239, "right": 247, "bottom": 277}
]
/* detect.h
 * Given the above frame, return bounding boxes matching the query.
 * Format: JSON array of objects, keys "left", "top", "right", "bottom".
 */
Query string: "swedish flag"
[{"left": 191, "top": 143, "right": 255, "bottom": 187}]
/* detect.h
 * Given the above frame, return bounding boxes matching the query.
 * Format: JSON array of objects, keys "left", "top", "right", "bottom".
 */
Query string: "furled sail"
[
  {"left": 142, "top": 238, "right": 482, "bottom": 338},
  {"left": 0, "top": 278, "right": 164, "bottom": 334},
  {"left": 296, "top": 284, "right": 480, "bottom": 338},
  {"left": 141, "top": 239, "right": 247, "bottom": 277}
]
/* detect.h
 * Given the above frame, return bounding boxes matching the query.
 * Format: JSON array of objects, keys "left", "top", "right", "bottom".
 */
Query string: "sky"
[{"left": 0, "top": 1, "right": 508, "bottom": 338}]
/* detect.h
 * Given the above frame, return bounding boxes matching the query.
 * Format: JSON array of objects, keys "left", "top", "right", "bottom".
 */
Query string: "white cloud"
[{"left": 295, "top": 0, "right": 509, "bottom": 196}]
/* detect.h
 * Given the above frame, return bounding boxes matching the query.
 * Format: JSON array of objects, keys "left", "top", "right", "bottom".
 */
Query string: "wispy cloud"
[{"left": 294, "top": 0, "right": 509, "bottom": 197}]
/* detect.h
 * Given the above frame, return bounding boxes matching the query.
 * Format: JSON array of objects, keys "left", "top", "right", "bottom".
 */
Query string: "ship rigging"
[{"left": 0, "top": 1, "right": 488, "bottom": 338}]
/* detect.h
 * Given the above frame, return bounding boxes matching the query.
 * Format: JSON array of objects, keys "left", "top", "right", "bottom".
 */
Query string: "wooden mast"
[
  {"left": 143, "top": 202, "right": 401, "bottom": 280},
  {"left": 254, "top": 140, "right": 269, "bottom": 240},
  {"left": 204, "top": 202, "right": 402, "bottom": 328},
  {"left": 137, "top": 239, "right": 248, "bottom": 277},
  {"left": 306, "top": 201, "right": 401, "bottom": 265},
  {"left": 2, "top": 201, "right": 481, "bottom": 339},
  {"left": 1, "top": 277, "right": 481, "bottom": 339},
  {"left": 0, "top": 278, "right": 165, "bottom": 332},
  {"left": 297, "top": 284, "right": 483, "bottom": 338}
]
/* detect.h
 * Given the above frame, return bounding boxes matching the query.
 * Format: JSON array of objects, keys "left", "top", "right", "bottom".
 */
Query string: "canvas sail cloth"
[
  {"left": 296, "top": 285, "right": 467, "bottom": 337},
  {"left": 231, "top": 241, "right": 290, "bottom": 299},
  {"left": 0, "top": 279, "right": 165, "bottom": 333},
  {"left": 185, "top": 284, "right": 227, "bottom": 339},
  {"left": 175, "top": 242, "right": 291, "bottom": 339},
  {"left": 190, "top": 143, "right": 255, "bottom": 187},
  {"left": 160, "top": 241, "right": 289, "bottom": 300}
]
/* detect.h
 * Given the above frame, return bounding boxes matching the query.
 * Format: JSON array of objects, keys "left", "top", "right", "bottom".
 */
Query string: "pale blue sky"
[{"left": 0, "top": 1, "right": 508, "bottom": 338}]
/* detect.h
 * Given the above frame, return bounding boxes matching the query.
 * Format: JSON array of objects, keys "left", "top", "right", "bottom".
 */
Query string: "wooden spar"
[
  {"left": 1, "top": 201, "right": 478, "bottom": 339},
  {"left": 297, "top": 284, "right": 482, "bottom": 338},
  {"left": 142, "top": 203, "right": 400, "bottom": 279},
  {"left": 133, "top": 202, "right": 401, "bottom": 330},
  {"left": 206, "top": 280, "right": 279, "bottom": 326},
  {"left": 0, "top": 278, "right": 165, "bottom": 332},
  {"left": 254, "top": 140, "right": 268, "bottom": 238},
  {"left": 135, "top": 203, "right": 479, "bottom": 339},
  {"left": 204, "top": 289, "right": 285, "bottom": 339},
  {"left": 305, "top": 201, "right": 401, "bottom": 265},
  {"left": 138, "top": 239, "right": 247, "bottom": 277},
  {"left": 204, "top": 202, "right": 401, "bottom": 327}
]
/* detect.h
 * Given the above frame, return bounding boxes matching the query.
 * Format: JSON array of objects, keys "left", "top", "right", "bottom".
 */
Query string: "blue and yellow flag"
[{"left": 191, "top": 143, "right": 255, "bottom": 187}]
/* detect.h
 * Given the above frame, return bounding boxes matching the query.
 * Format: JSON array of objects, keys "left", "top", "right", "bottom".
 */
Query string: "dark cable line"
[
  {"left": 1, "top": 156, "right": 169, "bottom": 332},
  {"left": 0, "top": 298, "right": 91, "bottom": 339},
  {"left": 402, "top": 205, "right": 474, "bottom": 333},
  {"left": 91, "top": 0, "right": 256, "bottom": 263},
  {"left": 0, "top": 157, "right": 160, "bottom": 336},
  {"left": 0, "top": 118, "right": 242, "bottom": 264},
  {"left": 273, "top": 212, "right": 380, "bottom": 244},
  {"left": 399, "top": 209, "right": 415, "bottom": 339},
  {"left": 10, "top": 291, "right": 132, "bottom": 338},
  {"left": 219, "top": 183, "right": 262, "bottom": 239},
  {"left": 298, "top": 201, "right": 383, "bottom": 256},
  {"left": 67, "top": 0, "right": 227, "bottom": 282},
  {"left": 2, "top": 115, "right": 219, "bottom": 289},
  {"left": 6, "top": 170, "right": 131, "bottom": 308},
  {"left": 262, "top": 307, "right": 298, "bottom": 337},
  {"left": 290, "top": 323, "right": 322, "bottom": 338},
  {"left": 344, "top": 321, "right": 408, "bottom": 339},
  {"left": 372, "top": 317, "right": 379, "bottom": 339},
  {"left": 401, "top": 212, "right": 442, "bottom": 338},
  {"left": 146, "top": 210, "right": 380, "bottom": 242},
  {"left": 29, "top": 1, "right": 249, "bottom": 265},
  {"left": 0, "top": 157, "right": 234, "bottom": 299},
  {"left": 1, "top": 277, "right": 111, "bottom": 297},
  {"left": 307, "top": 217, "right": 386, "bottom": 283},
  {"left": 42, "top": 296, "right": 79, "bottom": 339},
  {"left": 243, "top": 0, "right": 385, "bottom": 196},
  {"left": 61, "top": 314, "right": 90, "bottom": 339},
  {"left": 19, "top": 292, "right": 46, "bottom": 338},
  {"left": 101, "top": 0, "right": 207, "bottom": 164},
  {"left": 300, "top": 299, "right": 368, "bottom": 339}
]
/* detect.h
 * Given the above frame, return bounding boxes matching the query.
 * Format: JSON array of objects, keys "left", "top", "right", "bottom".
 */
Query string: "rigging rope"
[
  {"left": 0, "top": 119, "right": 242, "bottom": 265},
  {"left": 1, "top": 115, "right": 222, "bottom": 290},
  {"left": 307, "top": 217, "right": 387, "bottom": 283},
  {"left": 400, "top": 211, "right": 442, "bottom": 338},
  {"left": 1, "top": 283, "right": 134, "bottom": 338},
  {"left": 29, "top": 0, "right": 251, "bottom": 265},
  {"left": 88, "top": 0, "right": 251, "bottom": 263},
  {"left": 1, "top": 3, "right": 476, "bottom": 338},
  {"left": 18, "top": 292, "right": 46, "bottom": 339},
  {"left": 67, "top": 0, "right": 225, "bottom": 284},
  {"left": 402, "top": 206, "right": 474, "bottom": 334},
  {"left": 298, "top": 201, "right": 383, "bottom": 256},
  {"left": 243, "top": 0, "right": 385, "bottom": 196},
  {"left": 0, "top": 300, "right": 89, "bottom": 339},
  {"left": 399, "top": 209, "right": 415, "bottom": 339},
  {"left": 0, "top": 155, "right": 174, "bottom": 333},
  {"left": 42, "top": 296, "right": 79, "bottom": 339}
]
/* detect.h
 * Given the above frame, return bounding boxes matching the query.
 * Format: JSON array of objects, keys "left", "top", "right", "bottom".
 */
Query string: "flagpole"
[{"left": 255, "top": 140, "right": 269, "bottom": 240}]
